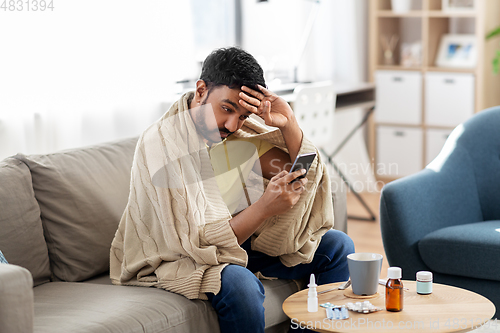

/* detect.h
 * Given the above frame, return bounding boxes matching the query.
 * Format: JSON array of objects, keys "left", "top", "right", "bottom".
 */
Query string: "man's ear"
[{"left": 194, "top": 80, "right": 208, "bottom": 103}]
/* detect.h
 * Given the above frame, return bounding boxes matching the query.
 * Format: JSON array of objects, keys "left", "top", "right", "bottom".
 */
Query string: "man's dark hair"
[{"left": 199, "top": 47, "right": 266, "bottom": 92}]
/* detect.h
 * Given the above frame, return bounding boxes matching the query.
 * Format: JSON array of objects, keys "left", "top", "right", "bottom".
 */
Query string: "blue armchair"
[{"left": 380, "top": 106, "right": 500, "bottom": 318}]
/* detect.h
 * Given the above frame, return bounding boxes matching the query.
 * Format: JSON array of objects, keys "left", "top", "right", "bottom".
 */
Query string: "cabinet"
[
  {"left": 377, "top": 126, "right": 423, "bottom": 177},
  {"left": 369, "top": 0, "right": 500, "bottom": 181},
  {"left": 426, "top": 128, "right": 453, "bottom": 165},
  {"left": 375, "top": 71, "right": 422, "bottom": 124},
  {"left": 425, "top": 72, "right": 475, "bottom": 127}
]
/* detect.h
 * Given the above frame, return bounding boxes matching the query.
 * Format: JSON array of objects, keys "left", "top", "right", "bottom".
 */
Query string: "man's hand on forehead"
[
  {"left": 238, "top": 85, "right": 294, "bottom": 130},
  {"left": 238, "top": 85, "right": 272, "bottom": 115}
]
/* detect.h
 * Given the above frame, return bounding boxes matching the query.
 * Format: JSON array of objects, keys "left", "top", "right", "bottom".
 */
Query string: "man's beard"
[{"left": 196, "top": 98, "right": 234, "bottom": 144}]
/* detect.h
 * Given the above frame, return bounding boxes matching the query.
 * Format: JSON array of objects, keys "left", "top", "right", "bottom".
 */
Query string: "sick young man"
[{"left": 110, "top": 47, "right": 354, "bottom": 333}]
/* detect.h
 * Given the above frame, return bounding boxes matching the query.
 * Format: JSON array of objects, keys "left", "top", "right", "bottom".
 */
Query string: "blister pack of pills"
[
  {"left": 319, "top": 303, "right": 349, "bottom": 320},
  {"left": 346, "top": 301, "right": 383, "bottom": 314},
  {"left": 319, "top": 302, "right": 337, "bottom": 308}
]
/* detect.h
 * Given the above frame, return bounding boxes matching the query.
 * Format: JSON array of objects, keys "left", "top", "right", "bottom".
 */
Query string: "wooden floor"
[{"left": 345, "top": 191, "right": 390, "bottom": 278}]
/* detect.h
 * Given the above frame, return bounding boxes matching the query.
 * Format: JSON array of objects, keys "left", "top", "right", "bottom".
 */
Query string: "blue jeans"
[
  {"left": 0, "top": 250, "right": 7, "bottom": 264},
  {"left": 206, "top": 229, "right": 355, "bottom": 333}
]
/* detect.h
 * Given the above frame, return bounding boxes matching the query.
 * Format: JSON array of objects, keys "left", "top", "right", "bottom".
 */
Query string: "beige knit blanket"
[{"left": 110, "top": 92, "right": 334, "bottom": 300}]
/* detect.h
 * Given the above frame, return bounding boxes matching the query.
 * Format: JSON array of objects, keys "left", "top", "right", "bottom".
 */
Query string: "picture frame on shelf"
[
  {"left": 401, "top": 42, "right": 422, "bottom": 67},
  {"left": 436, "top": 34, "right": 477, "bottom": 68},
  {"left": 442, "top": 0, "right": 475, "bottom": 12}
]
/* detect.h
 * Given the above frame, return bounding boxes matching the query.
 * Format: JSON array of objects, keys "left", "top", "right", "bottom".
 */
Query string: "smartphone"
[{"left": 289, "top": 152, "right": 317, "bottom": 183}]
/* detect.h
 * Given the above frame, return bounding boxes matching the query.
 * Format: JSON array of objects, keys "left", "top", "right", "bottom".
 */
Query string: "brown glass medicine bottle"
[{"left": 385, "top": 267, "right": 403, "bottom": 312}]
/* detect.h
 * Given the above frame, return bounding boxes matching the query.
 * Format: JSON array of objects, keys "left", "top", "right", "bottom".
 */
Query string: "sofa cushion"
[
  {"left": 16, "top": 137, "right": 138, "bottom": 282},
  {"left": 33, "top": 279, "right": 299, "bottom": 333},
  {"left": 0, "top": 158, "right": 51, "bottom": 286},
  {"left": 419, "top": 221, "right": 500, "bottom": 281}
]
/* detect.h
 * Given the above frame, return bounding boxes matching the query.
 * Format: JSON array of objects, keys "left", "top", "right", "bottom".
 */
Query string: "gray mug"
[{"left": 347, "top": 253, "right": 383, "bottom": 296}]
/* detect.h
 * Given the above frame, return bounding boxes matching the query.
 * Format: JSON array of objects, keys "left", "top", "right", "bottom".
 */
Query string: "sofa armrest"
[
  {"left": 380, "top": 144, "right": 483, "bottom": 279},
  {"left": 0, "top": 264, "right": 34, "bottom": 333}
]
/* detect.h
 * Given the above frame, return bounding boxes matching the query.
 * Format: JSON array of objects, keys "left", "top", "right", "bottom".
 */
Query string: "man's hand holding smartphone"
[
  {"left": 256, "top": 152, "right": 317, "bottom": 218},
  {"left": 288, "top": 152, "right": 316, "bottom": 184}
]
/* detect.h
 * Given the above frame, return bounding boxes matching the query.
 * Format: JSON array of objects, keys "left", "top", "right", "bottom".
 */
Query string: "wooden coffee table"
[{"left": 282, "top": 281, "right": 496, "bottom": 333}]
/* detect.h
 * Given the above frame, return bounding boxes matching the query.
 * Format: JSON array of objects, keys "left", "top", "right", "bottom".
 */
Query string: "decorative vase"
[{"left": 391, "top": 0, "right": 412, "bottom": 13}]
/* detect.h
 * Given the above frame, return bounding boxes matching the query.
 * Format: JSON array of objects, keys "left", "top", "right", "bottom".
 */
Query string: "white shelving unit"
[{"left": 369, "top": 0, "right": 500, "bottom": 180}]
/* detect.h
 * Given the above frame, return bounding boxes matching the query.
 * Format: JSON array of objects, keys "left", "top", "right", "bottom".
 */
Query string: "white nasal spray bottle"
[{"left": 307, "top": 273, "right": 318, "bottom": 312}]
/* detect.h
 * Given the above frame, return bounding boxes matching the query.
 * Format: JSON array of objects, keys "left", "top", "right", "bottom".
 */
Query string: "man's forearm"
[
  {"left": 280, "top": 115, "right": 303, "bottom": 163},
  {"left": 230, "top": 167, "right": 307, "bottom": 245},
  {"left": 229, "top": 199, "right": 270, "bottom": 245}
]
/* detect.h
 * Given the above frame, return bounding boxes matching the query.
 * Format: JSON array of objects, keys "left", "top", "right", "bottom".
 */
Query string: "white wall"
[
  {"left": 242, "top": 0, "right": 368, "bottom": 84},
  {"left": 241, "top": 0, "right": 307, "bottom": 81},
  {"left": 331, "top": 0, "right": 368, "bottom": 83}
]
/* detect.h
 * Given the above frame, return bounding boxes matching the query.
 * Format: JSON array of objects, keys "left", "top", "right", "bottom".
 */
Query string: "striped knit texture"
[{"left": 110, "top": 92, "right": 333, "bottom": 300}]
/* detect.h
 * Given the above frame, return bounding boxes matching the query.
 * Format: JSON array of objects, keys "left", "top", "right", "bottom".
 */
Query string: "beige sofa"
[{"left": 0, "top": 136, "right": 347, "bottom": 333}]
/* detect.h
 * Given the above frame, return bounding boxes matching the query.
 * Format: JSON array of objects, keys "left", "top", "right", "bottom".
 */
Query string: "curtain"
[{"left": 0, "top": 0, "right": 197, "bottom": 160}]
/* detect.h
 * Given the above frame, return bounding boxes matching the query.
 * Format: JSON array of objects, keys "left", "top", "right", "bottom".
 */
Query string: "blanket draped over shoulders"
[{"left": 110, "top": 92, "right": 334, "bottom": 300}]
